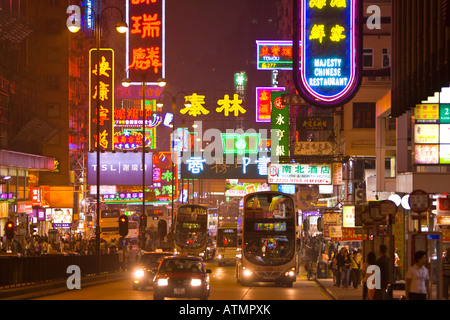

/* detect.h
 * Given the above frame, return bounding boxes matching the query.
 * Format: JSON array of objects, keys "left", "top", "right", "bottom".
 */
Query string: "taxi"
[{"left": 153, "top": 255, "right": 211, "bottom": 300}]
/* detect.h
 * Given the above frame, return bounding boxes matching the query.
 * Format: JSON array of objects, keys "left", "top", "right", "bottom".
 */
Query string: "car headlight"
[
  {"left": 190, "top": 279, "right": 202, "bottom": 287},
  {"left": 157, "top": 278, "right": 169, "bottom": 286},
  {"left": 134, "top": 269, "right": 145, "bottom": 278},
  {"left": 217, "top": 254, "right": 223, "bottom": 259}
]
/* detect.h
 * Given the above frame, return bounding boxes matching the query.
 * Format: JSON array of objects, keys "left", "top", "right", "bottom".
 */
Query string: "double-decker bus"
[
  {"left": 174, "top": 204, "right": 208, "bottom": 257},
  {"left": 236, "top": 192, "right": 297, "bottom": 287},
  {"left": 100, "top": 209, "right": 121, "bottom": 242},
  {"left": 215, "top": 221, "right": 238, "bottom": 266}
]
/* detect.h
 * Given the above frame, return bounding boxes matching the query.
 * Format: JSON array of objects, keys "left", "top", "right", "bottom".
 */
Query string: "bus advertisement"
[{"left": 236, "top": 192, "right": 297, "bottom": 287}]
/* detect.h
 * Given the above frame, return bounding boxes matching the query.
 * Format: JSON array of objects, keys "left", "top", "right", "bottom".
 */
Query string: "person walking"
[
  {"left": 335, "top": 248, "right": 345, "bottom": 287},
  {"left": 405, "top": 250, "right": 430, "bottom": 300},
  {"left": 341, "top": 249, "right": 351, "bottom": 289},
  {"left": 374, "top": 244, "right": 389, "bottom": 300},
  {"left": 362, "top": 251, "right": 377, "bottom": 300},
  {"left": 444, "top": 248, "right": 450, "bottom": 300},
  {"left": 349, "top": 251, "right": 361, "bottom": 289}
]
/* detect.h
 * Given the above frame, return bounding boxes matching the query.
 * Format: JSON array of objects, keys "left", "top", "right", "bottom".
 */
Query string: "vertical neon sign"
[
  {"left": 126, "top": 0, "right": 165, "bottom": 86},
  {"left": 293, "top": 0, "right": 362, "bottom": 108},
  {"left": 89, "top": 48, "right": 115, "bottom": 151}
]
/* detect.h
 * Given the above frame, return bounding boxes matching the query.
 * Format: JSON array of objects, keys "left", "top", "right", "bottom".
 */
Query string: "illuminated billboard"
[
  {"left": 126, "top": 0, "right": 165, "bottom": 86},
  {"left": 293, "top": 0, "right": 363, "bottom": 108},
  {"left": 413, "top": 104, "right": 450, "bottom": 164}
]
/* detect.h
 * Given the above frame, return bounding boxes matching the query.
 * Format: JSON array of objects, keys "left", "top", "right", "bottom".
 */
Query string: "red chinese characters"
[{"left": 128, "top": 0, "right": 164, "bottom": 82}]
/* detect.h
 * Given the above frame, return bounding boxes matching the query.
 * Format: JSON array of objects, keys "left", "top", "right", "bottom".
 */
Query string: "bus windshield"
[
  {"left": 243, "top": 194, "right": 295, "bottom": 266},
  {"left": 217, "top": 228, "right": 237, "bottom": 248},
  {"left": 175, "top": 206, "right": 208, "bottom": 249}
]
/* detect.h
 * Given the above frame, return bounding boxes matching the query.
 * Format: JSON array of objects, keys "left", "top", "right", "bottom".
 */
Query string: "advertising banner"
[{"left": 87, "top": 152, "right": 153, "bottom": 185}]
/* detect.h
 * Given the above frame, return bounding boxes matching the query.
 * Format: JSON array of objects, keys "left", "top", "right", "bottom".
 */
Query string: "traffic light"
[
  {"left": 118, "top": 215, "right": 128, "bottom": 238},
  {"left": 4, "top": 221, "right": 14, "bottom": 240},
  {"left": 139, "top": 213, "right": 147, "bottom": 232}
]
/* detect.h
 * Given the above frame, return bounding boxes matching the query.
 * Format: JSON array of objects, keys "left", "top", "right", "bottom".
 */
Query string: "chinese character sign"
[
  {"left": 256, "top": 40, "right": 301, "bottom": 70},
  {"left": 268, "top": 163, "right": 332, "bottom": 185},
  {"left": 271, "top": 91, "right": 290, "bottom": 161},
  {"left": 89, "top": 48, "right": 115, "bottom": 151},
  {"left": 294, "top": 0, "right": 362, "bottom": 108},
  {"left": 127, "top": 0, "right": 165, "bottom": 85},
  {"left": 256, "top": 87, "right": 286, "bottom": 123}
]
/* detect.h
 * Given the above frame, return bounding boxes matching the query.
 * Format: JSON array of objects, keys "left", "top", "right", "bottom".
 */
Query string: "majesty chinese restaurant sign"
[
  {"left": 89, "top": 48, "right": 114, "bottom": 151},
  {"left": 294, "top": 0, "right": 362, "bottom": 108},
  {"left": 126, "top": 0, "right": 165, "bottom": 85}
]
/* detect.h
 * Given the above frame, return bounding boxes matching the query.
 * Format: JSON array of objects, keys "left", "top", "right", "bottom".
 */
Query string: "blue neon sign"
[{"left": 294, "top": 0, "right": 362, "bottom": 108}]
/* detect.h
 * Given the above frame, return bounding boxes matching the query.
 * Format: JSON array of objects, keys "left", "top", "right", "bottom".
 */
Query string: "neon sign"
[
  {"left": 255, "top": 87, "right": 286, "bottom": 123},
  {"left": 293, "top": 0, "right": 362, "bottom": 108},
  {"left": 126, "top": 0, "right": 165, "bottom": 85},
  {"left": 89, "top": 48, "right": 114, "bottom": 151},
  {"left": 221, "top": 133, "right": 260, "bottom": 155},
  {"left": 256, "top": 41, "right": 300, "bottom": 70}
]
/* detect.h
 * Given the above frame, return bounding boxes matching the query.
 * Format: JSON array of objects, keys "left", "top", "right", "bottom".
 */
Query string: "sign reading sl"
[{"left": 293, "top": 0, "right": 362, "bottom": 108}]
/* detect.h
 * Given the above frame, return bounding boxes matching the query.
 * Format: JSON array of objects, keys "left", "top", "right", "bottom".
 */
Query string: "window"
[
  {"left": 353, "top": 103, "right": 375, "bottom": 128},
  {"left": 47, "top": 103, "right": 60, "bottom": 118},
  {"left": 363, "top": 49, "right": 373, "bottom": 68},
  {"left": 46, "top": 76, "right": 60, "bottom": 90},
  {"left": 382, "top": 48, "right": 390, "bottom": 68}
]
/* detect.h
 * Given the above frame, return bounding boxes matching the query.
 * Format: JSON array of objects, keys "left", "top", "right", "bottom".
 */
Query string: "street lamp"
[
  {"left": 68, "top": 2, "right": 127, "bottom": 274},
  {"left": 156, "top": 90, "right": 191, "bottom": 231},
  {"left": 121, "top": 71, "right": 154, "bottom": 249}
]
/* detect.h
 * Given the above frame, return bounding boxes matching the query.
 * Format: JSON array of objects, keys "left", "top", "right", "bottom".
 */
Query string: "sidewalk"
[{"left": 315, "top": 277, "right": 363, "bottom": 300}]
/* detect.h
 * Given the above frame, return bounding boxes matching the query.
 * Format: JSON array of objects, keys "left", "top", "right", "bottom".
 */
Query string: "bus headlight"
[
  {"left": 243, "top": 269, "right": 252, "bottom": 277},
  {"left": 285, "top": 268, "right": 296, "bottom": 277},
  {"left": 190, "top": 279, "right": 202, "bottom": 287},
  {"left": 157, "top": 278, "right": 169, "bottom": 286},
  {"left": 134, "top": 269, "right": 145, "bottom": 279}
]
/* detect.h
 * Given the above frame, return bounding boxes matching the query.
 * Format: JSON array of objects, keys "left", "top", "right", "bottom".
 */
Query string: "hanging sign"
[{"left": 293, "top": 0, "right": 362, "bottom": 108}]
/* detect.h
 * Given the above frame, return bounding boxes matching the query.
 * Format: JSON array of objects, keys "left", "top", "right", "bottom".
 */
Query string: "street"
[{"left": 33, "top": 263, "right": 331, "bottom": 300}]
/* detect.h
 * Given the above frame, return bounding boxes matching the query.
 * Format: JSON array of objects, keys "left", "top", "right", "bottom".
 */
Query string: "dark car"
[
  {"left": 132, "top": 251, "right": 173, "bottom": 290},
  {"left": 153, "top": 256, "right": 211, "bottom": 300}
]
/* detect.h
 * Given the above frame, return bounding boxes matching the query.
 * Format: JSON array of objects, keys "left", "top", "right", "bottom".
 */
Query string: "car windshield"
[
  {"left": 139, "top": 254, "right": 171, "bottom": 267},
  {"left": 159, "top": 259, "right": 204, "bottom": 273}
]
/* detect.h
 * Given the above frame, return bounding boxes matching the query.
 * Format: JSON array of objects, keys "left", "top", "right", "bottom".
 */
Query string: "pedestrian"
[
  {"left": 405, "top": 250, "right": 430, "bottom": 300},
  {"left": 349, "top": 251, "right": 361, "bottom": 289},
  {"left": 374, "top": 244, "right": 389, "bottom": 300},
  {"left": 362, "top": 251, "right": 377, "bottom": 300},
  {"left": 334, "top": 247, "right": 345, "bottom": 287},
  {"left": 35, "top": 240, "right": 42, "bottom": 256},
  {"left": 341, "top": 249, "right": 351, "bottom": 289},
  {"left": 443, "top": 247, "right": 450, "bottom": 300}
]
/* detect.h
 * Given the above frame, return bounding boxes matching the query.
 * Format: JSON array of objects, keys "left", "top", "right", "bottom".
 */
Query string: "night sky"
[{"left": 163, "top": 0, "right": 281, "bottom": 132}]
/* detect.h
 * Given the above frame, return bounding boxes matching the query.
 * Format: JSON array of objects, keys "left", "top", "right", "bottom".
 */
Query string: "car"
[
  {"left": 132, "top": 251, "right": 173, "bottom": 290},
  {"left": 153, "top": 255, "right": 211, "bottom": 300}
]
